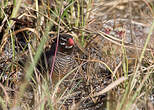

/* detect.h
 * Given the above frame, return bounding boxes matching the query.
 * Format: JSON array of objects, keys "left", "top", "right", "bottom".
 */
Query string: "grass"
[{"left": 0, "top": 0, "right": 154, "bottom": 110}]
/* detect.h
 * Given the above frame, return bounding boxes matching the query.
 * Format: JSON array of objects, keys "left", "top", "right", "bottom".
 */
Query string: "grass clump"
[{"left": 0, "top": 0, "right": 153, "bottom": 110}]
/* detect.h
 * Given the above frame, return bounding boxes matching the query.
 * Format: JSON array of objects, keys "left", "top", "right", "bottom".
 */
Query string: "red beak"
[{"left": 68, "top": 38, "right": 74, "bottom": 46}]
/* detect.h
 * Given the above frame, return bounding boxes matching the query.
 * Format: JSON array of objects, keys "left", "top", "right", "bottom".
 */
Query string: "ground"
[{"left": 0, "top": 0, "right": 154, "bottom": 110}]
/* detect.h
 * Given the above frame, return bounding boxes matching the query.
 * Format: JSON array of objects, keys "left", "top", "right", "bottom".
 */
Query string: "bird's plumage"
[{"left": 40, "top": 34, "right": 75, "bottom": 83}]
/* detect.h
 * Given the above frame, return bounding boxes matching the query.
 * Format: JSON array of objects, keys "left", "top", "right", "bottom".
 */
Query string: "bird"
[{"left": 41, "top": 34, "right": 75, "bottom": 85}]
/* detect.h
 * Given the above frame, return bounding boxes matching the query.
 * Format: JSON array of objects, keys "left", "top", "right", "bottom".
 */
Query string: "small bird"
[{"left": 42, "top": 34, "right": 75, "bottom": 84}]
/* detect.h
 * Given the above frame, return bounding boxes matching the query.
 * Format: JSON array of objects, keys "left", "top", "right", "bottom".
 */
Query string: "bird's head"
[{"left": 58, "top": 34, "right": 75, "bottom": 54}]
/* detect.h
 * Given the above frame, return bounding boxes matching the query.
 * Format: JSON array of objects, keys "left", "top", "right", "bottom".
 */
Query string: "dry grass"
[{"left": 0, "top": 0, "right": 154, "bottom": 110}]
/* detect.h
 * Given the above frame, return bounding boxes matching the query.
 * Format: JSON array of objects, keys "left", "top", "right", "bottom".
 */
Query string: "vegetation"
[{"left": 0, "top": 0, "right": 153, "bottom": 110}]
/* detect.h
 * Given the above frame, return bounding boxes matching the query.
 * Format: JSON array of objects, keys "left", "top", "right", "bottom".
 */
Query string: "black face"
[
  {"left": 59, "top": 34, "right": 74, "bottom": 48},
  {"left": 58, "top": 34, "right": 74, "bottom": 54}
]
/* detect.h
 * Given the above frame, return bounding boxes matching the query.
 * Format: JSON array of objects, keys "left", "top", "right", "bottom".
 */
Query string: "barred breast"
[{"left": 53, "top": 52, "right": 74, "bottom": 74}]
